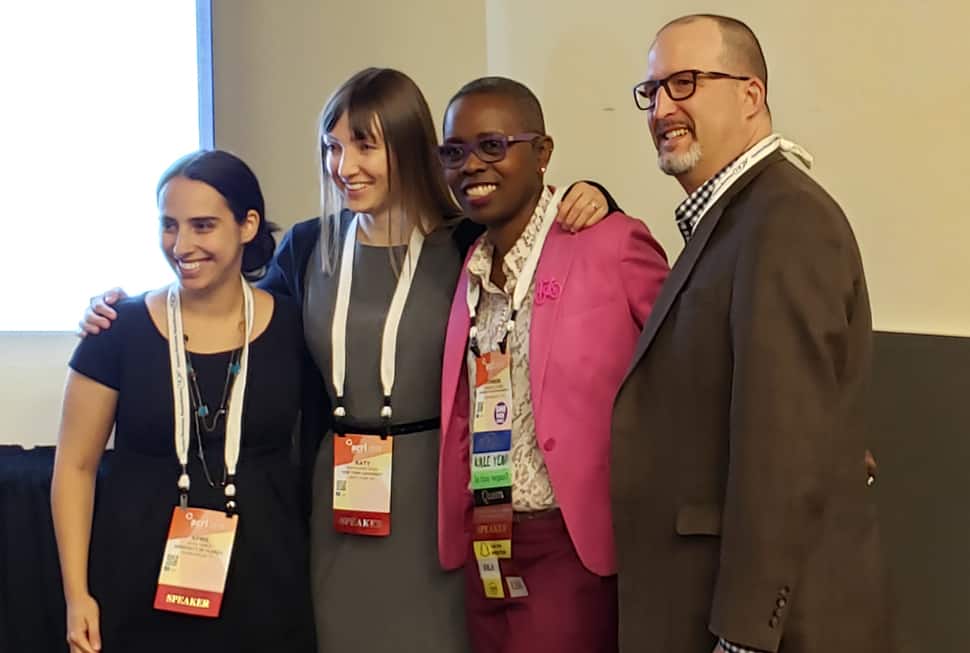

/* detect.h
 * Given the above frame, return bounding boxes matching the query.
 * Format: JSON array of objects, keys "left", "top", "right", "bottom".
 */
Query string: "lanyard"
[
  {"left": 690, "top": 133, "right": 814, "bottom": 235},
  {"left": 466, "top": 186, "right": 566, "bottom": 356},
  {"left": 331, "top": 214, "right": 425, "bottom": 422},
  {"left": 168, "top": 276, "right": 254, "bottom": 511}
]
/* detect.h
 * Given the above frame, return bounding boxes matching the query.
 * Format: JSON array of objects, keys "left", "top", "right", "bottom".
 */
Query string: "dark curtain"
[{"left": 0, "top": 446, "right": 112, "bottom": 653}]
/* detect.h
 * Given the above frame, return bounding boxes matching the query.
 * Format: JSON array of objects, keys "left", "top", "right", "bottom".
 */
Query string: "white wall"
[
  {"left": 1, "top": 0, "right": 487, "bottom": 446},
  {"left": 485, "top": 0, "right": 970, "bottom": 337}
]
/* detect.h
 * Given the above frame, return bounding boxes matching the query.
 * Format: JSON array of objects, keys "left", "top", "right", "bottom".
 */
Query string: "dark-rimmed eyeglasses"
[
  {"left": 438, "top": 132, "right": 543, "bottom": 169},
  {"left": 633, "top": 69, "right": 752, "bottom": 111}
]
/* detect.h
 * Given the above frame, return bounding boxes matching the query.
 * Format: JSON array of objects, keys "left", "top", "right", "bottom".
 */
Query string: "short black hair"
[
  {"left": 662, "top": 14, "right": 768, "bottom": 97},
  {"left": 447, "top": 76, "right": 546, "bottom": 134},
  {"left": 157, "top": 150, "right": 278, "bottom": 279}
]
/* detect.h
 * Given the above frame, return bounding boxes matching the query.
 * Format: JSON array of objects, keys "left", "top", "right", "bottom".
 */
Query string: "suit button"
[
  {"left": 777, "top": 598, "right": 787, "bottom": 609},
  {"left": 773, "top": 608, "right": 782, "bottom": 618},
  {"left": 769, "top": 616, "right": 779, "bottom": 628},
  {"left": 543, "top": 439, "right": 556, "bottom": 452},
  {"left": 780, "top": 586, "right": 791, "bottom": 596}
]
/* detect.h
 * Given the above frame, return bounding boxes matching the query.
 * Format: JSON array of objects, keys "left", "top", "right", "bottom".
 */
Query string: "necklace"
[{"left": 185, "top": 345, "right": 242, "bottom": 488}]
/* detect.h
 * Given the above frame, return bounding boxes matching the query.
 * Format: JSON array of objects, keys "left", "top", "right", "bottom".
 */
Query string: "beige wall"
[
  {"left": 486, "top": 0, "right": 970, "bottom": 337},
  {"left": 210, "top": 0, "right": 487, "bottom": 230},
  {"left": 0, "top": 334, "right": 78, "bottom": 447}
]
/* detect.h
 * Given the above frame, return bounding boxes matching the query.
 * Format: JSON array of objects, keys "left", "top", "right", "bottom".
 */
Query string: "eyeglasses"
[
  {"left": 438, "top": 132, "right": 543, "bottom": 169},
  {"left": 632, "top": 69, "right": 752, "bottom": 111}
]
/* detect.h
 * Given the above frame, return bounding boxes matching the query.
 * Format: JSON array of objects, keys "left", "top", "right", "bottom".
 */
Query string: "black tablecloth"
[{"left": 0, "top": 446, "right": 105, "bottom": 653}]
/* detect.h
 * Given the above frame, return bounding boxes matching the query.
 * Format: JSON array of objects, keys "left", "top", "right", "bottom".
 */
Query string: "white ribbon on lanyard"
[
  {"left": 167, "top": 276, "right": 254, "bottom": 507},
  {"left": 465, "top": 185, "right": 567, "bottom": 338},
  {"left": 689, "top": 133, "right": 814, "bottom": 236},
  {"left": 331, "top": 214, "right": 426, "bottom": 420}
]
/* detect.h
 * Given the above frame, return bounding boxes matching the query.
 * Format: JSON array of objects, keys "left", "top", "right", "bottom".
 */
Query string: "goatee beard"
[{"left": 658, "top": 141, "right": 702, "bottom": 176}]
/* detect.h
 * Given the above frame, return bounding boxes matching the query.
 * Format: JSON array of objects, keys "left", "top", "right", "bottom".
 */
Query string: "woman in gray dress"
[{"left": 297, "top": 68, "right": 470, "bottom": 651}]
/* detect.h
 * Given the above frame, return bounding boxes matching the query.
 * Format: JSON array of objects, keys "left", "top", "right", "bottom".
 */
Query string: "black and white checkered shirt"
[
  {"left": 718, "top": 637, "right": 765, "bottom": 653},
  {"left": 674, "top": 162, "right": 734, "bottom": 243}
]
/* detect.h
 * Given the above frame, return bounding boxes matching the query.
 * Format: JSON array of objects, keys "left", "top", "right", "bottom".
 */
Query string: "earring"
[{"left": 539, "top": 166, "right": 546, "bottom": 173}]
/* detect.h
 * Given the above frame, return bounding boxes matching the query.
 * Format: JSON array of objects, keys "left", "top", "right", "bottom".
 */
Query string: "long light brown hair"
[{"left": 317, "top": 68, "right": 461, "bottom": 274}]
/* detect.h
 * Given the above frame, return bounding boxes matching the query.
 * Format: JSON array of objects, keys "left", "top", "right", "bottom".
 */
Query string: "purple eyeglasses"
[{"left": 438, "top": 132, "right": 543, "bottom": 169}]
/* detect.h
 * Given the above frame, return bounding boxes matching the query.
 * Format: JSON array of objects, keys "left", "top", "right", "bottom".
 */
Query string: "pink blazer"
[{"left": 438, "top": 212, "right": 670, "bottom": 576}]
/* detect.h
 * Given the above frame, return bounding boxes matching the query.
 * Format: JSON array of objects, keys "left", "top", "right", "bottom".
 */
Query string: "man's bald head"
[
  {"left": 658, "top": 15, "right": 768, "bottom": 98},
  {"left": 643, "top": 14, "right": 773, "bottom": 193}
]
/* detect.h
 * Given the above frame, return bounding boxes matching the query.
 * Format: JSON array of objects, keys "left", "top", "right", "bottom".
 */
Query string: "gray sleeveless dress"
[{"left": 303, "top": 222, "right": 471, "bottom": 653}]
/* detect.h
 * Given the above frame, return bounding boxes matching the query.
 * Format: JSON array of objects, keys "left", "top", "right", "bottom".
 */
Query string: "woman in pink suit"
[{"left": 436, "top": 77, "right": 671, "bottom": 653}]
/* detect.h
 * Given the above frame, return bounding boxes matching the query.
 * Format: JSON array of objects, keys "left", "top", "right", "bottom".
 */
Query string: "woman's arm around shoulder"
[{"left": 258, "top": 217, "right": 322, "bottom": 300}]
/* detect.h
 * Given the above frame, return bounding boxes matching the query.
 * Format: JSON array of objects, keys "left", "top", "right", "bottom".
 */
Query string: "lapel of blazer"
[
  {"left": 528, "top": 226, "right": 577, "bottom": 418},
  {"left": 623, "top": 152, "right": 786, "bottom": 380}
]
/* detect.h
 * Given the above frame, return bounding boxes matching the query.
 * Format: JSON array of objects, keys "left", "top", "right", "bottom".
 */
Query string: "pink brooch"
[{"left": 535, "top": 278, "right": 562, "bottom": 305}]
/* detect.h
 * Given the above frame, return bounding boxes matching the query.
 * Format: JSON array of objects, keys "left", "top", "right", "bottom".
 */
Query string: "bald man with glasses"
[{"left": 611, "top": 14, "right": 894, "bottom": 653}]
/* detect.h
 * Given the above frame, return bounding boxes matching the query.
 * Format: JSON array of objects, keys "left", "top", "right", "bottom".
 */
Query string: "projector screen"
[{"left": 0, "top": 1, "right": 211, "bottom": 331}]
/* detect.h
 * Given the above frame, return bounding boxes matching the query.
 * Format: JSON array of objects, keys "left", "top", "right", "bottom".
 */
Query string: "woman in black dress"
[{"left": 51, "top": 150, "right": 315, "bottom": 653}]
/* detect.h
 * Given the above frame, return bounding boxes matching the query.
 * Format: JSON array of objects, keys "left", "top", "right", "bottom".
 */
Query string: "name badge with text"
[
  {"left": 154, "top": 506, "right": 238, "bottom": 617},
  {"left": 470, "top": 351, "right": 515, "bottom": 597},
  {"left": 333, "top": 434, "right": 393, "bottom": 536}
]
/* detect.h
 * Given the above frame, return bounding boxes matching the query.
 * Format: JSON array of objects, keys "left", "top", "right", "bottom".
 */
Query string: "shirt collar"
[
  {"left": 467, "top": 186, "right": 554, "bottom": 294},
  {"left": 673, "top": 163, "right": 733, "bottom": 243},
  {"left": 673, "top": 134, "right": 790, "bottom": 243}
]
